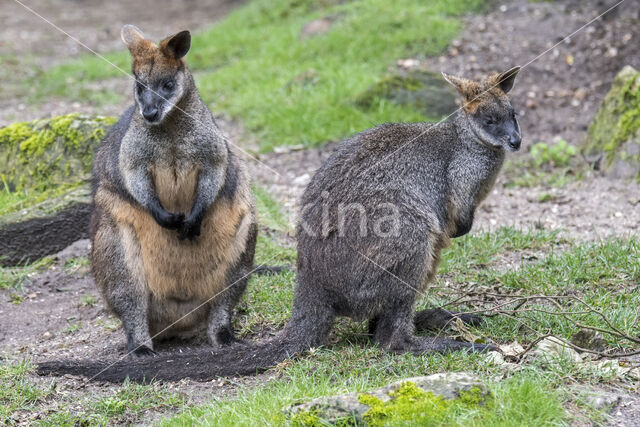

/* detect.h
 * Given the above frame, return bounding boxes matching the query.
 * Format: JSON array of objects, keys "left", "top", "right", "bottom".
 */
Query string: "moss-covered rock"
[
  {"left": 286, "top": 372, "right": 489, "bottom": 425},
  {"left": 0, "top": 114, "right": 116, "bottom": 192},
  {"left": 582, "top": 66, "right": 640, "bottom": 180},
  {"left": 0, "top": 114, "right": 114, "bottom": 266},
  {"left": 355, "top": 69, "right": 458, "bottom": 119}
]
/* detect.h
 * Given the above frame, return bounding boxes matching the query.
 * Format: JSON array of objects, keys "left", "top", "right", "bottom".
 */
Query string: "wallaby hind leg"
[
  {"left": 414, "top": 308, "right": 484, "bottom": 332},
  {"left": 207, "top": 223, "right": 256, "bottom": 348},
  {"left": 206, "top": 272, "right": 248, "bottom": 348},
  {"left": 373, "top": 303, "right": 494, "bottom": 354},
  {"left": 93, "top": 220, "right": 153, "bottom": 356}
]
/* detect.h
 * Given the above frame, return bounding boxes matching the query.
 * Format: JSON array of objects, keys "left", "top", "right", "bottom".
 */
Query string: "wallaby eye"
[
  {"left": 483, "top": 118, "right": 496, "bottom": 126},
  {"left": 163, "top": 80, "right": 175, "bottom": 91},
  {"left": 136, "top": 83, "right": 144, "bottom": 95}
]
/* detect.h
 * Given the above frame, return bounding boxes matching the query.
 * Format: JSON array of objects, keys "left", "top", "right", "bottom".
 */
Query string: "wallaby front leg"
[
  {"left": 124, "top": 166, "right": 184, "bottom": 230},
  {"left": 179, "top": 167, "right": 223, "bottom": 240}
]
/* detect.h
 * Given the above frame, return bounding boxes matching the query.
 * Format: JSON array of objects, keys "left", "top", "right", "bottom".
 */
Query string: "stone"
[
  {"left": 571, "top": 328, "right": 607, "bottom": 352},
  {"left": 300, "top": 16, "right": 336, "bottom": 38},
  {"left": 577, "top": 388, "right": 622, "bottom": 411},
  {"left": 582, "top": 66, "right": 640, "bottom": 180},
  {"left": 355, "top": 68, "right": 458, "bottom": 120},
  {"left": 533, "top": 336, "right": 582, "bottom": 363},
  {"left": 285, "top": 372, "right": 488, "bottom": 424},
  {"left": 0, "top": 114, "right": 114, "bottom": 266},
  {"left": 0, "top": 114, "right": 116, "bottom": 193}
]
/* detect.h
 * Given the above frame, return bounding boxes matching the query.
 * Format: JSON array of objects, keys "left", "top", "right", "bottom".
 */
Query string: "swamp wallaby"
[
  {"left": 86, "top": 25, "right": 258, "bottom": 354},
  {"left": 38, "top": 66, "right": 522, "bottom": 381}
]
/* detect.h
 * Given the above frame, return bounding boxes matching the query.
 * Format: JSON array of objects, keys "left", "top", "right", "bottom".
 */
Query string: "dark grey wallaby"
[{"left": 38, "top": 66, "right": 522, "bottom": 382}]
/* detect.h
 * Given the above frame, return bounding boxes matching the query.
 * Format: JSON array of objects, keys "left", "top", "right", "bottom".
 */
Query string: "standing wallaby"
[
  {"left": 87, "top": 25, "right": 258, "bottom": 355},
  {"left": 38, "top": 66, "right": 521, "bottom": 381}
]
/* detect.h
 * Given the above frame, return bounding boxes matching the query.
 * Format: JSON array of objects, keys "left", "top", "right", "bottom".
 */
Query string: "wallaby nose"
[
  {"left": 143, "top": 107, "right": 159, "bottom": 122},
  {"left": 508, "top": 135, "right": 521, "bottom": 151}
]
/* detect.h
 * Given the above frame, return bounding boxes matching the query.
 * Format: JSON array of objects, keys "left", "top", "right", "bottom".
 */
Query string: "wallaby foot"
[
  {"left": 126, "top": 331, "right": 155, "bottom": 357},
  {"left": 130, "top": 344, "right": 156, "bottom": 358},
  {"left": 414, "top": 308, "right": 484, "bottom": 331},
  {"left": 207, "top": 299, "right": 240, "bottom": 349},
  {"left": 373, "top": 307, "right": 495, "bottom": 354}
]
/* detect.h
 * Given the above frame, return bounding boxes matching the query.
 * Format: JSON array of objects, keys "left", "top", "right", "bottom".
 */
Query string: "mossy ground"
[{"left": 356, "top": 383, "right": 492, "bottom": 426}]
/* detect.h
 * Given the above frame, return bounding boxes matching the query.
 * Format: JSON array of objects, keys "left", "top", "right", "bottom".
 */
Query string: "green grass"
[
  {"left": 254, "top": 184, "right": 291, "bottom": 232},
  {"left": 2, "top": 219, "right": 634, "bottom": 424},
  {"left": 29, "top": 0, "right": 484, "bottom": 152},
  {"left": 0, "top": 359, "right": 186, "bottom": 425},
  {"left": 0, "top": 189, "right": 30, "bottom": 217},
  {"left": 161, "top": 351, "right": 569, "bottom": 426},
  {"left": 0, "top": 257, "right": 54, "bottom": 290},
  {"left": 0, "top": 360, "right": 52, "bottom": 424}
]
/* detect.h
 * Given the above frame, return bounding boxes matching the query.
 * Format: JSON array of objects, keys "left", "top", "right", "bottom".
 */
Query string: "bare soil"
[{"left": 1, "top": 0, "right": 639, "bottom": 424}]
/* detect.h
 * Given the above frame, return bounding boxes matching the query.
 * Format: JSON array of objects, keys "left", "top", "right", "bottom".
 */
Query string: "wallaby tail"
[{"left": 37, "top": 302, "right": 332, "bottom": 383}]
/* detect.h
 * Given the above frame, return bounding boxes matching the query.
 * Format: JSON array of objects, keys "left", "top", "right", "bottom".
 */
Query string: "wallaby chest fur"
[{"left": 108, "top": 107, "right": 252, "bottom": 302}]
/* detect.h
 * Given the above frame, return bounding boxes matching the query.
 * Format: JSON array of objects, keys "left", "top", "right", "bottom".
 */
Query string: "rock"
[
  {"left": 286, "top": 372, "right": 489, "bottom": 424},
  {"left": 0, "top": 114, "right": 116, "bottom": 193},
  {"left": 582, "top": 66, "right": 640, "bottom": 180},
  {"left": 0, "top": 185, "right": 92, "bottom": 266},
  {"left": 55, "top": 239, "right": 91, "bottom": 265},
  {"left": 355, "top": 69, "right": 458, "bottom": 119},
  {"left": 533, "top": 336, "right": 582, "bottom": 363},
  {"left": 0, "top": 114, "right": 114, "bottom": 266},
  {"left": 577, "top": 388, "right": 622, "bottom": 410},
  {"left": 292, "top": 173, "right": 311, "bottom": 186},
  {"left": 300, "top": 16, "right": 335, "bottom": 38},
  {"left": 571, "top": 328, "right": 607, "bottom": 352}
]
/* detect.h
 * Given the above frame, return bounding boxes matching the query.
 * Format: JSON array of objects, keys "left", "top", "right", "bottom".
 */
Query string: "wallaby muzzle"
[
  {"left": 505, "top": 116, "right": 522, "bottom": 151},
  {"left": 138, "top": 88, "right": 165, "bottom": 124}
]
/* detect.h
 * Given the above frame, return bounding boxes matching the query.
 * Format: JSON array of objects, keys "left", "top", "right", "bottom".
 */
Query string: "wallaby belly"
[{"left": 97, "top": 187, "right": 252, "bottom": 304}]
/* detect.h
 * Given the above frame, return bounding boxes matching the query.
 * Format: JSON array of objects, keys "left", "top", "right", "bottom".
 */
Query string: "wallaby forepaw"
[
  {"left": 178, "top": 219, "right": 201, "bottom": 240},
  {"left": 153, "top": 210, "right": 185, "bottom": 230}
]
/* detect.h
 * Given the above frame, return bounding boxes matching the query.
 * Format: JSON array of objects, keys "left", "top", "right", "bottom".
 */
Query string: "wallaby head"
[
  {"left": 121, "top": 25, "right": 193, "bottom": 125},
  {"left": 443, "top": 67, "right": 522, "bottom": 152}
]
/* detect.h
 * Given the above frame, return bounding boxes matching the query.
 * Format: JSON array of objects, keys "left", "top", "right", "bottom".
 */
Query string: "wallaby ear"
[
  {"left": 441, "top": 72, "right": 466, "bottom": 94},
  {"left": 160, "top": 30, "right": 191, "bottom": 60},
  {"left": 121, "top": 25, "right": 145, "bottom": 51},
  {"left": 496, "top": 66, "right": 521, "bottom": 94},
  {"left": 442, "top": 72, "right": 481, "bottom": 104}
]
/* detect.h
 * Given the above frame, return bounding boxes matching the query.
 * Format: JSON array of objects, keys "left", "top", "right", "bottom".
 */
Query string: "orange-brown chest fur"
[
  {"left": 151, "top": 164, "right": 199, "bottom": 214},
  {"left": 96, "top": 174, "right": 253, "bottom": 303}
]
